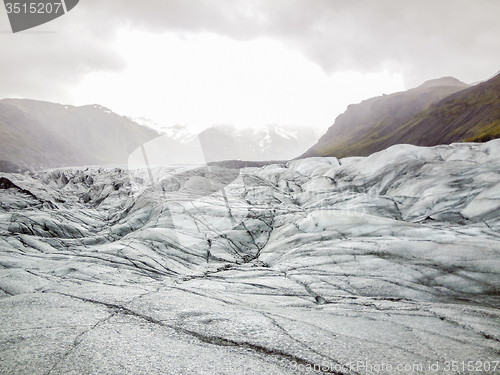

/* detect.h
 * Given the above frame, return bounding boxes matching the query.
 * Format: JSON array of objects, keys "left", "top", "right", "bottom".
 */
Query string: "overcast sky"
[{"left": 1, "top": 0, "right": 500, "bottom": 131}]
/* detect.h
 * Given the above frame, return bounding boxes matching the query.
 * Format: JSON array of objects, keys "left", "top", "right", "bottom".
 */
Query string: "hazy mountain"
[
  {"left": 130, "top": 118, "right": 322, "bottom": 162},
  {"left": 133, "top": 122, "right": 323, "bottom": 163},
  {"left": 194, "top": 126, "right": 246, "bottom": 162},
  {"left": 130, "top": 118, "right": 196, "bottom": 144},
  {"left": 0, "top": 99, "right": 161, "bottom": 170},
  {"left": 301, "top": 76, "right": 471, "bottom": 158},
  {"left": 193, "top": 124, "right": 322, "bottom": 162},
  {"left": 163, "top": 124, "right": 197, "bottom": 144},
  {"left": 0, "top": 98, "right": 321, "bottom": 172}
]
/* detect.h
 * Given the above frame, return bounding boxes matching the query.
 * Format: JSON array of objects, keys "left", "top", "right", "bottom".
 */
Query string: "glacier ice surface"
[{"left": 1, "top": 140, "right": 500, "bottom": 374}]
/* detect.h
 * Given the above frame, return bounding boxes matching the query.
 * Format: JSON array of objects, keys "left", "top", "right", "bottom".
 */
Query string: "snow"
[{"left": 274, "top": 126, "right": 298, "bottom": 140}]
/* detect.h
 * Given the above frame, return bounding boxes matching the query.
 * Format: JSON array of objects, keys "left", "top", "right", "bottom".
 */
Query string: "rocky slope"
[
  {"left": 0, "top": 99, "right": 160, "bottom": 170},
  {"left": 1, "top": 140, "right": 499, "bottom": 374},
  {"left": 301, "top": 77, "right": 474, "bottom": 159}
]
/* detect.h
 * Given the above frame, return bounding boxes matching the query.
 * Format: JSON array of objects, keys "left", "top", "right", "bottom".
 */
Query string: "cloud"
[
  {"left": 0, "top": 5, "right": 125, "bottom": 101},
  {"left": 87, "top": 0, "right": 500, "bottom": 84},
  {"left": 1, "top": 0, "right": 500, "bottom": 100}
]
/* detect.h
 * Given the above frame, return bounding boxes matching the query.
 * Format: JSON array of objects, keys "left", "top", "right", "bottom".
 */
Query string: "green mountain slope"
[
  {"left": 301, "top": 76, "right": 478, "bottom": 158},
  {"left": 387, "top": 72, "right": 500, "bottom": 146},
  {"left": 0, "top": 99, "right": 160, "bottom": 170}
]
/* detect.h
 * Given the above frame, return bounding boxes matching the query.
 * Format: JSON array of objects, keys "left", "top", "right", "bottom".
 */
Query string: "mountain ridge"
[
  {"left": 131, "top": 120, "right": 323, "bottom": 162},
  {"left": 0, "top": 98, "right": 161, "bottom": 170},
  {"left": 300, "top": 76, "right": 471, "bottom": 159},
  {"left": 0, "top": 98, "right": 323, "bottom": 171},
  {"left": 301, "top": 72, "right": 500, "bottom": 159}
]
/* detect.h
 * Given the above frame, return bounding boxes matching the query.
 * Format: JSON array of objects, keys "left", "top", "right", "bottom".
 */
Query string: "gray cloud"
[
  {"left": 1, "top": 0, "right": 500, "bottom": 101},
  {"left": 0, "top": 5, "right": 125, "bottom": 101}
]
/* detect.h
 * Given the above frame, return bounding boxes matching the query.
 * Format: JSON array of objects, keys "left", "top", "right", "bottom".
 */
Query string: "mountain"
[
  {"left": 126, "top": 123, "right": 322, "bottom": 170},
  {"left": 0, "top": 97, "right": 321, "bottom": 172},
  {"left": 300, "top": 76, "right": 471, "bottom": 158},
  {"left": 388, "top": 72, "right": 500, "bottom": 145},
  {"left": 130, "top": 119, "right": 322, "bottom": 162},
  {"left": 0, "top": 99, "right": 160, "bottom": 170},
  {"left": 129, "top": 118, "right": 196, "bottom": 144},
  {"left": 163, "top": 123, "right": 197, "bottom": 144},
  {"left": 194, "top": 124, "right": 322, "bottom": 161},
  {"left": 134, "top": 122, "right": 323, "bottom": 162}
]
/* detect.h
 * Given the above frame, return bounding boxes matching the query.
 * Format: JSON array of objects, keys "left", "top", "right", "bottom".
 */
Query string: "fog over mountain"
[
  {"left": 3, "top": 72, "right": 499, "bottom": 173},
  {"left": 132, "top": 119, "right": 323, "bottom": 162},
  {"left": 0, "top": 99, "right": 321, "bottom": 172}
]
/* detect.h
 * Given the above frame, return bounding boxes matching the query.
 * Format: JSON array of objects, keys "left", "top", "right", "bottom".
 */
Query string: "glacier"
[{"left": 1, "top": 140, "right": 499, "bottom": 374}]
